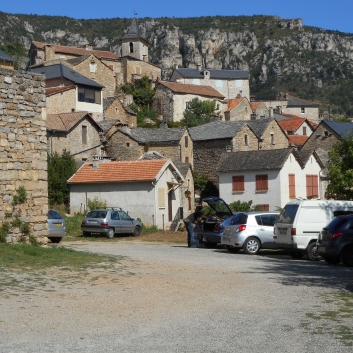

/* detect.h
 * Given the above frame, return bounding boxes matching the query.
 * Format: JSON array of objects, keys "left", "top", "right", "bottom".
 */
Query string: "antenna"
[{"left": 134, "top": 10, "right": 138, "bottom": 17}]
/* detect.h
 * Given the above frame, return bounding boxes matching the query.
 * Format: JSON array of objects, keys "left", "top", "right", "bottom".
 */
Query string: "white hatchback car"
[{"left": 221, "top": 212, "right": 279, "bottom": 255}]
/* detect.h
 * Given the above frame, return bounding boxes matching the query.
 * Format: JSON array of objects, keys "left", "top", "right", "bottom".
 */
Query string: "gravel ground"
[{"left": 1, "top": 241, "right": 353, "bottom": 353}]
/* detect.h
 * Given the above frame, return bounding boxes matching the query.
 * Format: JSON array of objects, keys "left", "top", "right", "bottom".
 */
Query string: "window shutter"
[
  {"left": 306, "top": 175, "right": 313, "bottom": 198},
  {"left": 256, "top": 175, "right": 268, "bottom": 191},
  {"left": 289, "top": 174, "right": 296, "bottom": 199},
  {"left": 158, "top": 188, "right": 165, "bottom": 208},
  {"left": 258, "top": 204, "right": 269, "bottom": 211},
  {"left": 232, "top": 176, "right": 244, "bottom": 192},
  {"left": 312, "top": 175, "right": 319, "bottom": 198}
]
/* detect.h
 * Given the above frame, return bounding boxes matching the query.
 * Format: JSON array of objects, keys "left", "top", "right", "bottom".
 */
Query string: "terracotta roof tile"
[
  {"left": 159, "top": 81, "right": 224, "bottom": 98},
  {"left": 288, "top": 135, "right": 309, "bottom": 146},
  {"left": 46, "top": 85, "right": 76, "bottom": 96},
  {"left": 227, "top": 97, "right": 247, "bottom": 111},
  {"left": 249, "top": 101, "right": 262, "bottom": 110},
  {"left": 68, "top": 159, "right": 169, "bottom": 184},
  {"left": 277, "top": 118, "right": 305, "bottom": 132}
]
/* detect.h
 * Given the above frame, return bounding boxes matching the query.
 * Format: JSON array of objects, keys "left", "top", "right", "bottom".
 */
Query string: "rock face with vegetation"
[{"left": 1, "top": 12, "right": 353, "bottom": 118}]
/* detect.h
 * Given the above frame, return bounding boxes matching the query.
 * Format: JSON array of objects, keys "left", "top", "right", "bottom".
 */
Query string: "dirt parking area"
[{"left": 1, "top": 238, "right": 353, "bottom": 353}]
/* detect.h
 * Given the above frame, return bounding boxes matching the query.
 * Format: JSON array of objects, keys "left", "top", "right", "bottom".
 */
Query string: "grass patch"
[
  {"left": 301, "top": 292, "right": 353, "bottom": 346},
  {"left": 0, "top": 243, "right": 123, "bottom": 271}
]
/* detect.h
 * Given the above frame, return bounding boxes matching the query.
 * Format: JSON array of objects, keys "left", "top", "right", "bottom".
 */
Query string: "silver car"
[
  {"left": 221, "top": 212, "right": 279, "bottom": 255},
  {"left": 81, "top": 208, "right": 142, "bottom": 238},
  {"left": 47, "top": 209, "right": 66, "bottom": 243}
]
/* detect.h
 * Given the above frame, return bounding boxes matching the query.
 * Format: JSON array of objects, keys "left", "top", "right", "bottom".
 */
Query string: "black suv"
[{"left": 317, "top": 215, "right": 353, "bottom": 267}]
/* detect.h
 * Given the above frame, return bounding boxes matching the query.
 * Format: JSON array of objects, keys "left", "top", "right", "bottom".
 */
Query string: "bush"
[{"left": 87, "top": 197, "right": 107, "bottom": 210}]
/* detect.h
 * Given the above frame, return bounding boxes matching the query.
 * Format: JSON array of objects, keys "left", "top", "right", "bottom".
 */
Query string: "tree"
[
  {"left": 325, "top": 134, "right": 353, "bottom": 199},
  {"left": 229, "top": 200, "right": 261, "bottom": 212},
  {"left": 48, "top": 150, "right": 77, "bottom": 207},
  {"left": 182, "top": 98, "right": 219, "bottom": 127}
]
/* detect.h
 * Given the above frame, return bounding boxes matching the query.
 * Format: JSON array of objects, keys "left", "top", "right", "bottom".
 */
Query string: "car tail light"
[
  {"left": 214, "top": 223, "right": 223, "bottom": 231},
  {"left": 81, "top": 221, "right": 86, "bottom": 225},
  {"left": 291, "top": 228, "right": 296, "bottom": 235},
  {"left": 101, "top": 222, "right": 109, "bottom": 227},
  {"left": 236, "top": 225, "right": 246, "bottom": 232},
  {"left": 332, "top": 232, "right": 343, "bottom": 239}
]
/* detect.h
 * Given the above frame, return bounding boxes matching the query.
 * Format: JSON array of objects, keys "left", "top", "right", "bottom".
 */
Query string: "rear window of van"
[{"left": 277, "top": 205, "right": 299, "bottom": 224}]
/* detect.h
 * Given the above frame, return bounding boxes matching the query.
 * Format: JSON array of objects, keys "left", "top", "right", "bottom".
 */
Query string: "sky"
[{"left": 1, "top": 0, "right": 353, "bottom": 34}]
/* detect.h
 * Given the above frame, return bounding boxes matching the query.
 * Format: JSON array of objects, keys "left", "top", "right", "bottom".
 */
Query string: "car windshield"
[
  {"left": 48, "top": 210, "right": 63, "bottom": 219},
  {"left": 230, "top": 213, "right": 248, "bottom": 225},
  {"left": 86, "top": 211, "right": 107, "bottom": 219},
  {"left": 277, "top": 205, "right": 299, "bottom": 224}
]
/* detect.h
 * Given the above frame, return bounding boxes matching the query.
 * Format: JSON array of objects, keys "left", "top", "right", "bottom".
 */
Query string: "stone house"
[
  {"left": 189, "top": 118, "right": 289, "bottom": 183},
  {"left": 0, "top": 68, "right": 48, "bottom": 241},
  {"left": 301, "top": 120, "right": 353, "bottom": 198},
  {"left": 249, "top": 101, "right": 269, "bottom": 119},
  {"left": 30, "top": 64, "right": 104, "bottom": 118},
  {"left": 102, "top": 95, "right": 137, "bottom": 127},
  {"left": 106, "top": 124, "right": 194, "bottom": 166},
  {"left": 154, "top": 81, "right": 225, "bottom": 122},
  {"left": 275, "top": 113, "right": 315, "bottom": 136},
  {"left": 169, "top": 67, "right": 250, "bottom": 100},
  {"left": 224, "top": 97, "right": 251, "bottom": 121},
  {"left": 218, "top": 148, "right": 323, "bottom": 211},
  {"left": 68, "top": 159, "right": 186, "bottom": 229},
  {"left": 0, "top": 49, "right": 16, "bottom": 70},
  {"left": 46, "top": 111, "right": 104, "bottom": 165}
]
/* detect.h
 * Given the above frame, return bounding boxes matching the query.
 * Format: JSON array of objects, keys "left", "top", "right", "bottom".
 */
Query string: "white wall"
[{"left": 295, "top": 121, "right": 313, "bottom": 137}]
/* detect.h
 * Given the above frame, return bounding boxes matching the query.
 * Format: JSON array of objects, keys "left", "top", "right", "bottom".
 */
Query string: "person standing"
[{"left": 184, "top": 208, "right": 205, "bottom": 247}]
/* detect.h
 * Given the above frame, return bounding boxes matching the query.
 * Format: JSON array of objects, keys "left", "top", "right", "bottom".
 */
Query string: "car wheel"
[
  {"left": 133, "top": 226, "right": 141, "bottom": 237},
  {"left": 49, "top": 237, "right": 62, "bottom": 244},
  {"left": 204, "top": 241, "right": 217, "bottom": 248},
  {"left": 82, "top": 231, "right": 91, "bottom": 236},
  {"left": 341, "top": 246, "right": 353, "bottom": 267},
  {"left": 106, "top": 228, "right": 115, "bottom": 239},
  {"left": 242, "top": 237, "right": 260, "bottom": 255},
  {"left": 226, "top": 245, "right": 240, "bottom": 253},
  {"left": 306, "top": 242, "right": 321, "bottom": 261},
  {"left": 289, "top": 251, "right": 304, "bottom": 259},
  {"left": 323, "top": 256, "right": 341, "bottom": 265}
]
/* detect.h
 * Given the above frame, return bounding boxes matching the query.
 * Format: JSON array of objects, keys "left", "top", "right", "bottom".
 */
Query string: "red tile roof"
[
  {"left": 227, "top": 97, "right": 247, "bottom": 111},
  {"left": 249, "top": 101, "right": 262, "bottom": 110},
  {"left": 47, "top": 112, "right": 99, "bottom": 132},
  {"left": 288, "top": 135, "right": 308, "bottom": 146},
  {"left": 159, "top": 81, "right": 224, "bottom": 98},
  {"left": 68, "top": 159, "right": 169, "bottom": 184},
  {"left": 46, "top": 85, "right": 76, "bottom": 96},
  {"left": 32, "top": 41, "right": 119, "bottom": 60},
  {"left": 277, "top": 118, "right": 305, "bottom": 132}
]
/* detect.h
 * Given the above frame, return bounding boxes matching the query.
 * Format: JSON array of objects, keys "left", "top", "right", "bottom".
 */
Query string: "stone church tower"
[{"left": 121, "top": 17, "right": 149, "bottom": 62}]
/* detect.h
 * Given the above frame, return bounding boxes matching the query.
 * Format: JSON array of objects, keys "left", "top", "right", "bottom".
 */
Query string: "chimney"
[
  {"left": 85, "top": 44, "right": 93, "bottom": 50},
  {"left": 92, "top": 155, "right": 100, "bottom": 169},
  {"left": 121, "top": 126, "right": 131, "bottom": 134},
  {"left": 197, "top": 64, "right": 201, "bottom": 71},
  {"left": 285, "top": 93, "right": 289, "bottom": 99},
  {"left": 269, "top": 107, "right": 273, "bottom": 117},
  {"left": 157, "top": 76, "right": 161, "bottom": 82},
  {"left": 250, "top": 95, "right": 256, "bottom": 102}
]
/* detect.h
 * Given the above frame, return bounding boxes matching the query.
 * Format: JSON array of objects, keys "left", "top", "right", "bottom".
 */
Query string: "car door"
[
  {"left": 255, "top": 214, "right": 278, "bottom": 248},
  {"left": 118, "top": 211, "right": 134, "bottom": 233},
  {"left": 110, "top": 211, "right": 122, "bottom": 233}
]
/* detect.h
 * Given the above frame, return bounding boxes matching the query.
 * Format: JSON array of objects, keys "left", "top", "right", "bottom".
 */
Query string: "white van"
[{"left": 274, "top": 200, "right": 353, "bottom": 260}]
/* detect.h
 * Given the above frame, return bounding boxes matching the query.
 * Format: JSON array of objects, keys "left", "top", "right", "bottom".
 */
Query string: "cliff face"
[{"left": 1, "top": 12, "right": 353, "bottom": 117}]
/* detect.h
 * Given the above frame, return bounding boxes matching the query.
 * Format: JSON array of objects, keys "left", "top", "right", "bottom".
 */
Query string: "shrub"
[{"left": 87, "top": 197, "right": 107, "bottom": 210}]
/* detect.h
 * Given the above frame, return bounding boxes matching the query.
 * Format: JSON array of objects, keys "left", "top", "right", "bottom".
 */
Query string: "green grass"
[{"left": 0, "top": 243, "right": 123, "bottom": 271}]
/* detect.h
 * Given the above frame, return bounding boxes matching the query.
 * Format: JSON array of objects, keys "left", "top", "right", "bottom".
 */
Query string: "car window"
[
  {"left": 255, "top": 215, "right": 262, "bottom": 225},
  {"left": 111, "top": 211, "right": 120, "bottom": 220},
  {"left": 118, "top": 211, "right": 131, "bottom": 221},
  {"left": 260, "top": 215, "right": 278, "bottom": 227},
  {"left": 326, "top": 217, "right": 352, "bottom": 231},
  {"left": 48, "top": 210, "right": 62, "bottom": 219},
  {"left": 86, "top": 211, "right": 107, "bottom": 219},
  {"left": 277, "top": 205, "right": 299, "bottom": 224},
  {"left": 230, "top": 213, "right": 248, "bottom": 225}
]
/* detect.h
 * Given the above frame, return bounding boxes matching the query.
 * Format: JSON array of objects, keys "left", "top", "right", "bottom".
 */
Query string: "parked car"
[
  {"left": 198, "top": 196, "right": 236, "bottom": 248},
  {"left": 317, "top": 215, "right": 353, "bottom": 267},
  {"left": 221, "top": 211, "right": 279, "bottom": 254},
  {"left": 47, "top": 209, "right": 66, "bottom": 243},
  {"left": 81, "top": 207, "right": 142, "bottom": 238}
]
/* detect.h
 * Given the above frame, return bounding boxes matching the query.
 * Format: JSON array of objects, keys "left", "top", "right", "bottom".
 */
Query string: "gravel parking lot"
[{"left": 1, "top": 240, "right": 352, "bottom": 353}]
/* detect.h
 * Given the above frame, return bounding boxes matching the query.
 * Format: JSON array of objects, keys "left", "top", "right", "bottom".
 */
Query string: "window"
[
  {"left": 256, "top": 175, "right": 268, "bottom": 191},
  {"left": 217, "top": 80, "right": 223, "bottom": 87},
  {"left": 82, "top": 125, "right": 87, "bottom": 145},
  {"left": 270, "top": 133, "right": 275, "bottom": 145},
  {"left": 78, "top": 87, "right": 101, "bottom": 104},
  {"left": 136, "top": 66, "right": 141, "bottom": 74},
  {"left": 89, "top": 63, "right": 97, "bottom": 73},
  {"left": 288, "top": 174, "right": 296, "bottom": 199},
  {"left": 185, "top": 156, "right": 189, "bottom": 163},
  {"left": 186, "top": 101, "right": 190, "bottom": 109},
  {"left": 244, "top": 134, "right": 248, "bottom": 146},
  {"left": 301, "top": 107, "right": 305, "bottom": 114},
  {"left": 185, "top": 135, "right": 188, "bottom": 147},
  {"left": 129, "top": 42, "right": 133, "bottom": 53},
  {"left": 236, "top": 80, "right": 242, "bottom": 87},
  {"left": 324, "top": 130, "right": 329, "bottom": 137},
  {"left": 126, "top": 142, "right": 130, "bottom": 147},
  {"left": 303, "top": 126, "right": 307, "bottom": 136},
  {"left": 306, "top": 175, "right": 319, "bottom": 198},
  {"left": 158, "top": 188, "right": 165, "bottom": 208},
  {"left": 193, "top": 79, "right": 200, "bottom": 85},
  {"left": 232, "top": 176, "right": 244, "bottom": 192},
  {"left": 258, "top": 204, "right": 269, "bottom": 211},
  {"left": 188, "top": 197, "right": 191, "bottom": 211}
]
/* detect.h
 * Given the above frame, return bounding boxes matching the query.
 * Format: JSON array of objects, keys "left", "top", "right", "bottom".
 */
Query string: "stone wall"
[
  {"left": 46, "top": 89, "right": 76, "bottom": 114},
  {"left": 0, "top": 68, "right": 48, "bottom": 240},
  {"left": 227, "top": 99, "right": 251, "bottom": 121},
  {"left": 259, "top": 120, "right": 289, "bottom": 150},
  {"left": 105, "top": 97, "right": 137, "bottom": 127},
  {"left": 125, "top": 60, "right": 161, "bottom": 84},
  {"left": 302, "top": 123, "right": 340, "bottom": 152}
]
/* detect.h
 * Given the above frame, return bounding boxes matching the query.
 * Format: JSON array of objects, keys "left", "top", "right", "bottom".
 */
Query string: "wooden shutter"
[
  {"left": 258, "top": 204, "right": 269, "bottom": 211},
  {"left": 289, "top": 174, "right": 296, "bottom": 199},
  {"left": 256, "top": 175, "right": 268, "bottom": 191},
  {"left": 306, "top": 175, "right": 312, "bottom": 197},
  {"left": 312, "top": 175, "right": 319, "bottom": 198},
  {"left": 232, "top": 176, "right": 244, "bottom": 192},
  {"left": 158, "top": 188, "right": 165, "bottom": 208},
  {"left": 185, "top": 156, "right": 189, "bottom": 163}
]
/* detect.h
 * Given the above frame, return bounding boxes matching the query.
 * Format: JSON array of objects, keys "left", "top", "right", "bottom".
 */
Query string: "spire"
[{"left": 123, "top": 17, "right": 140, "bottom": 39}]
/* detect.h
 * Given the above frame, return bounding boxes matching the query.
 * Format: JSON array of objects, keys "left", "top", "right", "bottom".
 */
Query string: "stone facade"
[
  {"left": 104, "top": 96, "right": 137, "bottom": 127},
  {"left": 121, "top": 57, "right": 162, "bottom": 84},
  {"left": 46, "top": 88, "right": 76, "bottom": 114},
  {"left": 225, "top": 99, "right": 251, "bottom": 121},
  {"left": 0, "top": 68, "right": 48, "bottom": 240},
  {"left": 258, "top": 119, "right": 289, "bottom": 150}
]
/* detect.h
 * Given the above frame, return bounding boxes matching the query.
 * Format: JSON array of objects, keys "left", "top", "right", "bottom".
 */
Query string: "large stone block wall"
[
  {"left": 105, "top": 98, "right": 137, "bottom": 127},
  {"left": 259, "top": 120, "right": 289, "bottom": 150},
  {"left": 232, "top": 126, "right": 258, "bottom": 151},
  {"left": 302, "top": 124, "right": 340, "bottom": 153},
  {"left": 0, "top": 68, "right": 48, "bottom": 238},
  {"left": 46, "top": 89, "right": 76, "bottom": 114}
]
